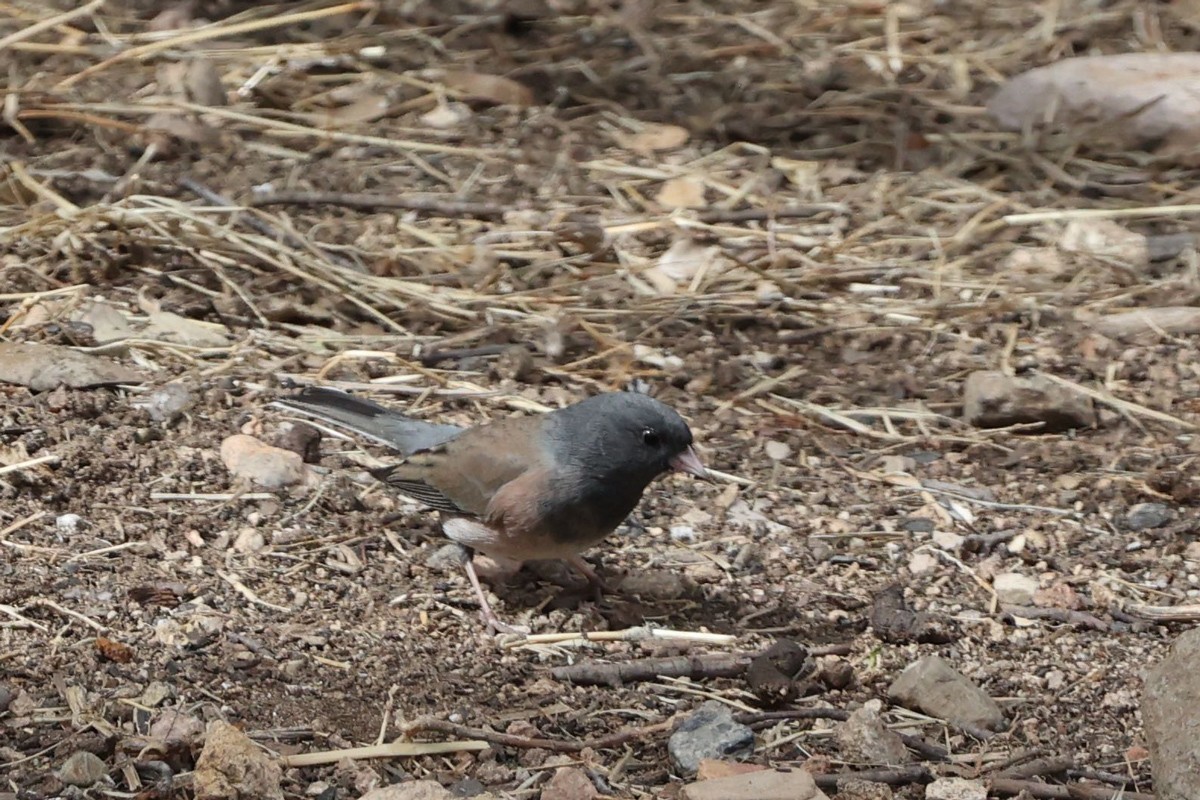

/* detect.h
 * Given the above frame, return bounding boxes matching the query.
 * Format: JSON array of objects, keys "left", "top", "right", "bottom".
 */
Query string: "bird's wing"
[{"left": 372, "top": 417, "right": 546, "bottom": 518}]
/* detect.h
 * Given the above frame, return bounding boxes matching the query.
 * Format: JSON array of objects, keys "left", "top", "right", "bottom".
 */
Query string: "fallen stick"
[
  {"left": 551, "top": 654, "right": 748, "bottom": 687},
  {"left": 988, "top": 778, "right": 1155, "bottom": 800},
  {"left": 812, "top": 765, "right": 932, "bottom": 789},
  {"left": 281, "top": 738, "right": 488, "bottom": 767}
]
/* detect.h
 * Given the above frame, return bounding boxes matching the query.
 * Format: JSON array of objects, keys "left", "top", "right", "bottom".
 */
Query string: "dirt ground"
[{"left": 2, "top": 1, "right": 1199, "bottom": 798}]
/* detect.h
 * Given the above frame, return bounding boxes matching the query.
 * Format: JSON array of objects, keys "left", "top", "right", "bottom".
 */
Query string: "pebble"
[
  {"left": 1126, "top": 502, "right": 1175, "bottom": 531},
  {"left": 993, "top": 573, "right": 1038, "bottom": 605},
  {"left": 426, "top": 543, "right": 467, "bottom": 571},
  {"left": 888, "top": 656, "right": 1005, "bottom": 733},
  {"left": 668, "top": 701, "right": 755, "bottom": 776},
  {"left": 219, "top": 434, "right": 309, "bottom": 489},
  {"left": 835, "top": 699, "right": 909, "bottom": 765},
  {"left": 925, "top": 778, "right": 986, "bottom": 800},
  {"left": 59, "top": 751, "right": 108, "bottom": 787},
  {"left": 539, "top": 767, "right": 597, "bottom": 800}
]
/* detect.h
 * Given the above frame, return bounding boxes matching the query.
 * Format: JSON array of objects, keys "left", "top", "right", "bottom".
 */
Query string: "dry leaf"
[
  {"left": 988, "top": 53, "right": 1200, "bottom": 148},
  {"left": 441, "top": 72, "right": 533, "bottom": 107},
  {"left": 656, "top": 175, "right": 706, "bottom": 209},
  {"left": 617, "top": 123, "right": 689, "bottom": 154}
]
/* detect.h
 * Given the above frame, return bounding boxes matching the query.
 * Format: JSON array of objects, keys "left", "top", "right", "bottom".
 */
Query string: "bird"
[{"left": 272, "top": 386, "right": 708, "bottom": 633}]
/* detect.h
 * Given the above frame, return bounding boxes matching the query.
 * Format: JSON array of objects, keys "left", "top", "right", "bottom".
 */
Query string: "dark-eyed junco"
[{"left": 273, "top": 387, "right": 708, "bottom": 632}]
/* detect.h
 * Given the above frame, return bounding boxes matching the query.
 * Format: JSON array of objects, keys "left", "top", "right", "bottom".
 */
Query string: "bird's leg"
[
  {"left": 566, "top": 554, "right": 612, "bottom": 601},
  {"left": 460, "top": 549, "right": 528, "bottom": 636}
]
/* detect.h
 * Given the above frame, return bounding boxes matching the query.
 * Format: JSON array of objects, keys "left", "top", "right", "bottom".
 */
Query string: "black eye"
[{"left": 641, "top": 429, "right": 661, "bottom": 447}]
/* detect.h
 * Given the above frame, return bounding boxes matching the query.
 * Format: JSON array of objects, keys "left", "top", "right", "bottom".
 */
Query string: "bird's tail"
[{"left": 272, "top": 387, "right": 462, "bottom": 455}]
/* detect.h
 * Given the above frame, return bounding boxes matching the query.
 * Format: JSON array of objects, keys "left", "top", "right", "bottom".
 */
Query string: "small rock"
[
  {"left": 449, "top": 778, "right": 485, "bottom": 797},
  {"left": 835, "top": 700, "right": 909, "bottom": 765},
  {"left": 834, "top": 778, "right": 893, "bottom": 800},
  {"left": 993, "top": 573, "right": 1038, "bottom": 605},
  {"left": 1126, "top": 502, "right": 1175, "bottom": 531},
  {"left": 900, "top": 517, "right": 935, "bottom": 533},
  {"left": 220, "top": 434, "right": 309, "bottom": 489},
  {"left": 962, "top": 371, "right": 1095, "bottom": 432},
  {"left": 59, "top": 751, "right": 108, "bottom": 787},
  {"left": 425, "top": 543, "right": 468, "bottom": 571},
  {"left": 819, "top": 658, "right": 855, "bottom": 690},
  {"left": 193, "top": 720, "right": 284, "bottom": 800},
  {"left": 931, "top": 530, "right": 962, "bottom": 550},
  {"left": 138, "top": 383, "right": 194, "bottom": 422},
  {"left": 0, "top": 685, "right": 11, "bottom": 713},
  {"left": 1143, "top": 628, "right": 1200, "bottom": 800},
  {"left": 56, "top": 513, "right": 84, "bottom": 532},
  {"left": 879, "top": 455, "right": 917, "bottom": 474},
  {"left": 668, "top": 701, "right": 755, "bottom": 776},
  {"left": 682, "top": 768, "right": 829, "bottom": 800},
  {"left": 1060, "top": 219, "right": 1149, "bottom": 266},
  {"left": 888, "top": 656, "right": 1005, "bottom": 732},
  {"left": 908, "top": 552, "right": 938, "bottom": 575},
  {"left": 539, "top": 767, "right": 596, "bottom": 800},
  {"left": 359, "top": 782, "right": 455, "bottom": 800},
  {"left": 150, "top": 708, "right": 206, "bottom": 747},
  {"left": 233, "top": 528, "right": 265, "bottom": 554},
  {"left": 924, "top": 777, "right": 986, "bottom": 800}
]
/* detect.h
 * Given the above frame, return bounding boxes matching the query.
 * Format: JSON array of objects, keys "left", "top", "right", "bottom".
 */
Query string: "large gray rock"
[
  {"left": 668, "top": 701, "right": 755, "bottom": 775},
  {"left": 887, "top": 656, "right": 1005, "bottom": 733},
  {"left": 1143, "top": 628, "right": 1200, "bottom": 800},
  {"left": 962, "top": 371, "right": 1095, "bottom": 432}
]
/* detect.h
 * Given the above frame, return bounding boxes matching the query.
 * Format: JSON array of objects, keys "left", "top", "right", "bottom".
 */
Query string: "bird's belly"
[{"left": 441, "top": 517, "right": 609, "bottom": 562}]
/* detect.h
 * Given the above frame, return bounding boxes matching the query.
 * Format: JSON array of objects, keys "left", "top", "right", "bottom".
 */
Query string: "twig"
[
  {"left": 0, "top": 0, "right": 104, "bottom": 51},
  {"left": 402, "top": 716, "right": 675, "bottom": 754},
  {"left": 281, "top": 738, "right": 489, "bottom": 767},
  {"left": 249, "top": 191, "right": 506, "bottom": 221},
  {"left": 813, "top": 766, "right": 932, "bottom": 789},
  {"left": 1034, "top": 371, "right": 1196, "bottom": 431},
  {"left": 988, "top": 778, "right": 1154, "bottom": 799},
  {"left": 150, "top": 492, "right": 277, "bottom": 501},
  {"left": 24, "top": 598, "right": 105, "bottom": 631},
  {"left": 995, "top": 756, "right": 1074, "bottom": 779},
  {"left": 1004, "top": 204, "right": 1200, "bottom": 225},
  {"left": 694, "top": 204, "right": 843, "bottom": 223},
  {"left": 58, "top": 2, "right": 373, "bottom": 89},
  {"left": 1001, "top": 606, "right": 1109, "bottom": 631},
  {"left": 0, "top": 454, "right": 60, "bottom": 476},
  {"left": 1123, "top": 601, "right": 1200, "bottom": 622},
  {"left": 514, "top": 627, "right": 737, "bottom": 648},
  {"left": 0, "top": 604, "right": 49, "bottom": 631},
  {"left": 217, "top": 571, "right": 292, "bottom": 613},
  {"left": 551, "top": 654, "right": 748, "bottom": 687}
]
